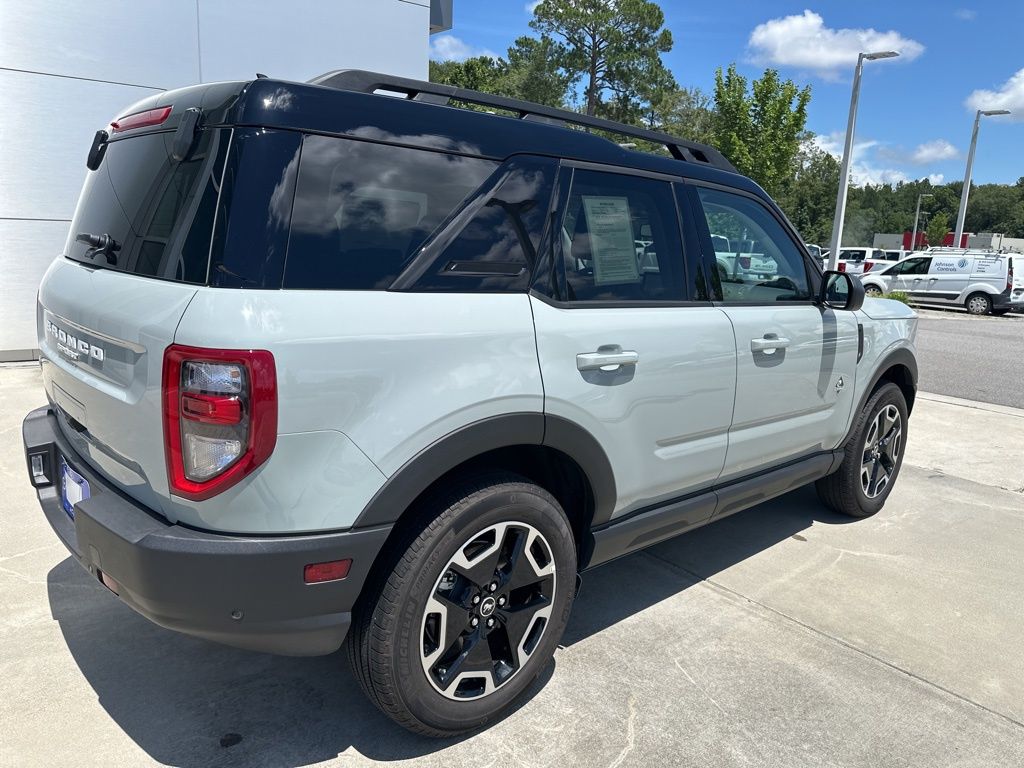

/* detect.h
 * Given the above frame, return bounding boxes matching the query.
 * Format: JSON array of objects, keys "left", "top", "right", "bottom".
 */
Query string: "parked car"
[
  {"left": 22, "top": 69, "right": 919, "bottom": 736},
  {"left": 836, "top": 246, "right": 887, "bottom": 275},
  {"left": 860, "top": 250, "right": 1023, "bottom": 314}
]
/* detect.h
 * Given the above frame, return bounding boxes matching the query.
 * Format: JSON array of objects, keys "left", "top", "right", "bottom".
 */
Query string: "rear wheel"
[
  {"left": 816, "top": 383, "right": 908, "bottom": 518},
  {"left": 864, "top": 284, "right": 884, "bottom": 297},
  {"left": 965, "top": 292, "right": 992, "bottom": 315},
  {"left": 348, "top": 475, "right": 576, "bottom": 736}
]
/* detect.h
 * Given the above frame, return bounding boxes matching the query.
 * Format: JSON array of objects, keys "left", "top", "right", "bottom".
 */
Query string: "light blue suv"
[{"left": 22, "top": 71, "right": 918, "bottom": 735}]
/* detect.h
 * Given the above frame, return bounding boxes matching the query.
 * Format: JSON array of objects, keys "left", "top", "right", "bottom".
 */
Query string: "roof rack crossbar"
[{"left": 308, "top": 69, "right": 737, "bottom": 174}]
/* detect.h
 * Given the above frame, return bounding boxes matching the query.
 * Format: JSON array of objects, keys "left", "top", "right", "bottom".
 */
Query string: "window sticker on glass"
[{"left": 581, "top": 196, "right": 640, "bottom": 286}]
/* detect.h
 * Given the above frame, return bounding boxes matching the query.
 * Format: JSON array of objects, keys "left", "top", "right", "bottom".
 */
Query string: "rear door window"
[
  {"left": 557, "top": 169, "right": 686, "bottom": 302},
  {"left": 283, "top": 135, "right": 496, "bottom": 290},
  {"left": 65, "top": 129, "right": 228, "bottom": 284}
]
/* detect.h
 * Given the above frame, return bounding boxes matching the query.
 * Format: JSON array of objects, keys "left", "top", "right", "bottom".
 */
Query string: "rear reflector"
[
  {"left": 181, "top": 392, "right": 242, "bottom": 424},
  {"left": 304, "top": 559, "right": 352, "bottom": 584},
  {"left": 111, "top": 106, "right": 172, "bottom": 134}
]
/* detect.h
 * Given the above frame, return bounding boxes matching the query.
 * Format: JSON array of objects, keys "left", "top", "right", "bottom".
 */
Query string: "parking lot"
[
  {"left": 2, "top": 331, "right": 1023, "bottom": 767},
  {"left": 914, "top": 308, "right": 1024, "bottom": 408}
]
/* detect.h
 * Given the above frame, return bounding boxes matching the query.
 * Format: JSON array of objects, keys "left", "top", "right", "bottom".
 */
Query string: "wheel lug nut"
[
  {"left": 488, "top": 582, "right": 498, "bottom": 592},
  {"left": 470, "top": 616, "right": 479, "bottom": 627},
  {"left": 471, "top": 594, "right": 481, "bottom": 605},
  {"left": 498, "top": 595, "right": 507, "bottom": 606},
  {"left": 486, "top": 617, "right": 495, "bottom": 628}
]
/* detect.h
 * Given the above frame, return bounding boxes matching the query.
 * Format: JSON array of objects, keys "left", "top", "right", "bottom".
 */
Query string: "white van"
[{"left": 861, "top": 250, "right": 1024, "bottom": 315}]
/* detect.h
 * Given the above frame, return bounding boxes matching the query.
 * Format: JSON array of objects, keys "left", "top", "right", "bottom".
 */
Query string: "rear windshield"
[{"left": 65, "top": 129, "right": 228, "bottom": 284}]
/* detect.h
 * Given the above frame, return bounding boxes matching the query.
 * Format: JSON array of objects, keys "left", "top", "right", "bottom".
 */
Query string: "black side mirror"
[{"left": 819, "top": 270, "right": 865, "bottom": 311}]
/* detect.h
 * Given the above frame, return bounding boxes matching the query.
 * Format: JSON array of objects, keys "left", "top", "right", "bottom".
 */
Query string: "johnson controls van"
[{"left": 861, "top": 250, "right": 1023, "bottom": 315}]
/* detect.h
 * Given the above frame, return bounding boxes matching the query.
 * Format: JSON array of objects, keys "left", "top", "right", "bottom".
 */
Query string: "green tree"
[
  {"left": 501, "top": 36, "right": 571, "bottom": 108},
  {"left": 776, "top": 139, "right": 839, "bottom": 244},
  {"left": 927, "top": 211, "right": 950, "bottom": 247},
  {"left": 429, "top": 56, "right": 504, "bottom": 93},
  {"left": 712, "top": 64, "right": 811, "bottom": 197},
  {"left": 530, "top": 0, "right": 674, "bottom": 117}
]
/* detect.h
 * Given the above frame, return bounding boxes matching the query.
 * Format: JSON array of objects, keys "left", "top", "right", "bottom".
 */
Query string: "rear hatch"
[{"left": 38, "top": 85, "right": 239, "bottom": 517}]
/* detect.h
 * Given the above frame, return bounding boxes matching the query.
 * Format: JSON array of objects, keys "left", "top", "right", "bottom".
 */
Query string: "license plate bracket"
[{"left": 60, "top": 458, "right": 90, "bottom": 519}]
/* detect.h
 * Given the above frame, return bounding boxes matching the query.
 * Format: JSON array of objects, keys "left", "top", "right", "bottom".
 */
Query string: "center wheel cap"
[{"left": 479, "top": 596, "right": 497, "bottom": 618}]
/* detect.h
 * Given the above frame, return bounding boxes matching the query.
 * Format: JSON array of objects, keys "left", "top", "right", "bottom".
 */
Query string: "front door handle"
[
  {"left": 750, "top": 334, "right": 791, "bottom": 352},
  {"left": 577, "top": 345, "right": 640, "bottom": 371}
]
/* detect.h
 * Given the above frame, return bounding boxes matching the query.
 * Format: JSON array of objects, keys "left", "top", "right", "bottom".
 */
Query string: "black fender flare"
[
  {"left": 351, "top": 412, "right": 617, "bottom": 529},
  {"left": 844, "top": 346, "right": 918, "bottom": 447}
]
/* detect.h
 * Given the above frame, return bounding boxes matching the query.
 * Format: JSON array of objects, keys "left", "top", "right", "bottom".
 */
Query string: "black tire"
[
  {"left": 965, "top": 292, "right": 992, "bottom": 315},
  {"left": 347, "top": 474, "right": 576, "bottom": 737},
  {"left": 816, "top": 382, "right": 908, "bottom": 518}
]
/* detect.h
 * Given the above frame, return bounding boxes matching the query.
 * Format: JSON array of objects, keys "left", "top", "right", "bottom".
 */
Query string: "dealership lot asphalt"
[
  {"left": 2, "top": 364, "right": 1023, "bottom": 767},
  {"left": 914, "top": 308, "right": 1024, "bottom": 409}
]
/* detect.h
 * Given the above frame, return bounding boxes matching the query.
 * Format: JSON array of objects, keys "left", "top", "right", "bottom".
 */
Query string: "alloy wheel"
[
  {"left": 420, "top": 521, "right": 556, "bottom": 700},
  {"left": 861, "top": 404, "right": 902, "bottom": 498}
]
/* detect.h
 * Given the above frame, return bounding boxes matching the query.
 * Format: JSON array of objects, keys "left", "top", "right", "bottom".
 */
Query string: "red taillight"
[
  {"left": 304, "top": 559, "right": 352, "bottom": 584},
  {"left": 739, "top": 256, "right": 751, "bottom": 269},
  {"left": 837, "top": 262, "right": 847, "bottom": 272},
  {"left": 862, "top": 261, "right": 875, "bottom": 272},
  {"left": 162, "top": 345, "right": 277, "bottom": 501},
  {"left": 111, "top": 106, "right": 172, "bottom": 134},
  {"left": 1008, "top": 262, "right": 1013, "bottom": 291}
]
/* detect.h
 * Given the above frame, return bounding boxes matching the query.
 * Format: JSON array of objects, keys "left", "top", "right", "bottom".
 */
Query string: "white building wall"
[{"left": 0, "top": 0, "right": 437, "bottom": 358}]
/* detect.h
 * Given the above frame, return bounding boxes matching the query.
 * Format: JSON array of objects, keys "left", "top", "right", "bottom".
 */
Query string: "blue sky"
[{"left": 432, "top": 1, "right": 1024, "bottom": 185}]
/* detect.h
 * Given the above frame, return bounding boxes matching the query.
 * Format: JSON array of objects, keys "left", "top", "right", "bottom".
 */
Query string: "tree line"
[{"left": 430, "top": 0, "right": 1024, "bottom": 245}]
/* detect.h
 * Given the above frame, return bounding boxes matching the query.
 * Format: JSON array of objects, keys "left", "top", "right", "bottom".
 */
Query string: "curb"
[{"left": 917, "top": 391, "right": 1024, "bottom": 419}]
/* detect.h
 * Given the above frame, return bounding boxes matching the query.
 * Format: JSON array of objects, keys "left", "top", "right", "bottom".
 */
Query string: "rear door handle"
[
  {"left": 750, "top": 335, "right": 791, "bottom": 352},
  {"left": 577, "top": 346, "right": 639, "bottom": 371}
]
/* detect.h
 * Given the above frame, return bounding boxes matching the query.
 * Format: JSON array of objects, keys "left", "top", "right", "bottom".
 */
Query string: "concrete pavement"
[{"left": 1, "top": 364, "right": 1022, "bottom": 767}]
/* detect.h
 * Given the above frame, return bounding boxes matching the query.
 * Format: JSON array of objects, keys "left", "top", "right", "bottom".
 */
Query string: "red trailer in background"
[
  {"left": 902, "top": 230, "right": 929, "bottom": 250},
  {"left": 942, "top": 231, "right": 971, "bottom": 248}
]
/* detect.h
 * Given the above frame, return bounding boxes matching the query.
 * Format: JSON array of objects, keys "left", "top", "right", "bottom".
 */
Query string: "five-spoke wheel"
[
  {"left": 348, "top": 475, "right": 575, "bottom": 736},
  {"left": 860, "top": 404, "right": 902, "bottom": 499},
  {"left": 421, "top": 521, "right": 555, "bottom": 700}
]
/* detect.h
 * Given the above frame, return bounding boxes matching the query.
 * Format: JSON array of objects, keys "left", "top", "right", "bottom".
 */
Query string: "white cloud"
[
  {"left": 910, "top": 139, "right": 959, "bottom": 164},
  {"left": 954, "top": 9, "right": 977, "bottom": 21},
  {"left": 812, "top": 132, "right": 945, "bottom": 186},
  {"left": 525, "top": 1, "right": 543, "bottom": 12},
  {"left": 926, "top": 173, "right": 945, "bottom": 184},
  {"left": 748, "top": 10, "right": 924, "bottom": 77},
  {"left": 429, "top": 34, "right": 498, "bottom": 62},
  {"left": 965, "top": 67, "right": 1024, "bottom": 121}
]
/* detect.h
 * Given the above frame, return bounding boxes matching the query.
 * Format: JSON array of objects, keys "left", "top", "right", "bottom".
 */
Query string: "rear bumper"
[{"left": 22, "top": 406, "right": 391, "bottom": 656}]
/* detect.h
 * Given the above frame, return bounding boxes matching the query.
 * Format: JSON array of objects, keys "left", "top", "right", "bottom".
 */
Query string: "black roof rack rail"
[{"left": 308, "top": 69, "right": 738, "bottom": 174}]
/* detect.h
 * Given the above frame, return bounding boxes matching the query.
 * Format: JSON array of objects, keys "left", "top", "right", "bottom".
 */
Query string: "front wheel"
[
  {"left": 347, "top": 475, "right": 576, "bottom": 736},
  {"left": 965, "top": 292, "right": 993, "bottom": 315},
  {"left": 816, "top": 382, "right": 908, "bottom": 518},
  {"left": 864, "top": 284, "right": 884, "bottom": 297}
]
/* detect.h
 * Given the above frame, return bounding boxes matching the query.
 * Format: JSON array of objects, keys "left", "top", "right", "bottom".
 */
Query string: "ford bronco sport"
[{"left": 22, "top": 70, "right": 918, "bottom": 736}]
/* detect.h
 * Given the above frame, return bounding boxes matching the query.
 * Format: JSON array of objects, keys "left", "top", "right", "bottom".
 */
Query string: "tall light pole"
[
  {"left": 827, "top": 50, "right": 900, "bottom": 271},
  {"left": 953, "top": 109, "right": 1011, "bottom": 249},
  {"left": 910, "top": 193, "right": 932, "bottom": 251}
]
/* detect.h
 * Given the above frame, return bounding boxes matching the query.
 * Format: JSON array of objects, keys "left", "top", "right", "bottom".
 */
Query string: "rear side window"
[
  {"left": 409, "top": 157, "right": 556, "bottom": 292},
  {"left": 284, "top": 136, "right": 496, "bottom": 290},
  {"left": 558, "top": 169, "right": 685, "bottom": 302},
  {"left": 66, "top": 129, "right": 229, "bottom": 284}
]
